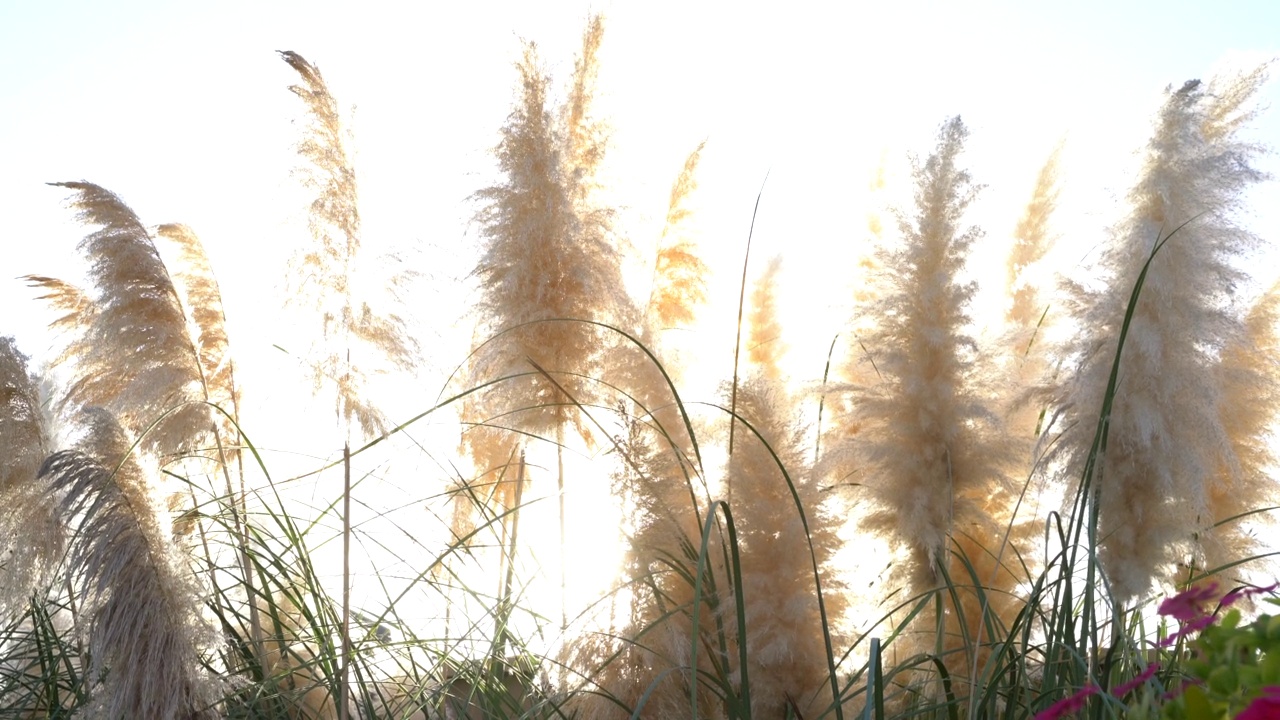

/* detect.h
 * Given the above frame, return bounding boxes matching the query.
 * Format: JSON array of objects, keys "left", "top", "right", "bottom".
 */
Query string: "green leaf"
[
  {"left": 1209, "top": 665, "right": 1238, "bottom": 695},
  {"left": 1259, "top": 651, "right": 1280, "bottom": 685},
  {"left": 1183, "top": 685, "right": 1214, "bottom": 720},
  {"left": 1265, "top": 615, "right": 1280, "bottom": 642}
]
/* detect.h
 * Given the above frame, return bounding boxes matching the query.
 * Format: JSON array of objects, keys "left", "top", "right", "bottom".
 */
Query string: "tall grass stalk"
[
  {"left": 278, "top": 49, "right": 418, "bottom": 719},
  {"left": 464, "top": 14, "right": 631, "bottom": 642}
]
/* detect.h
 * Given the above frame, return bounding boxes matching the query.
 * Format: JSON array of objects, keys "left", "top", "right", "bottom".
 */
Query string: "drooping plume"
[
  {"left": 156, "top": 223, "right": 241, "bottom": 451},
  {"left": 0, "top": 337, "right": 59, "bottom": 618},
  {"left": 37, "top": 409, "right": 220, "bottom": 719},
  {"left": 22, "top": 275, "right": 97, "bottom": 367},
  {"left": 279, "top": 50, "right": 417, "bottom": 440},
  {"left": 279, "top": 50, "right": 423, "bottom": 718},
  {"left": 41, "top": 182, "right": 209, "bottom": 459},
  {"left": 1046, "top": 66, "right": 1273, "bottom": 602}
]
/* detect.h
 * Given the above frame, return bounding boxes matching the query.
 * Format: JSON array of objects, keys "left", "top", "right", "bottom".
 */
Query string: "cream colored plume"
[
  {"left": 279, "top": 50, "right": 417, "bottom": 440},
  {"left": 42, "top": 182, "right": 210, "bottom": 459},
  {"left": 38, "top": 408, "right": 220, "bottom": 718},
  {"left": 1045, "top": 65, "right": 1273, "bottom": 602},
  {"left": 0, "top": 337, "right": 60, "bottom": 618}
]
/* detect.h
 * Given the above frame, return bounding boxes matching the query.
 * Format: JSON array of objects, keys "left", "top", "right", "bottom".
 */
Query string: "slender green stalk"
[{"left": 727, "top": 173, "right": 769, "bottom": 465}]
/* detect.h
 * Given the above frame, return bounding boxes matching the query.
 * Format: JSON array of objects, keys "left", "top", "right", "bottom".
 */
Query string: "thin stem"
[
  {"left": 495, "top": 450, "right": 526, "bottom": 663},
  {"left": 728, "top": 173, "right": 769, "bottom": 474},
  {"left": 557, "top": 424, "right": 567, "bottom": 636},
  {"left": 339, "top": 441, "right": 351, "bottom": 720}
]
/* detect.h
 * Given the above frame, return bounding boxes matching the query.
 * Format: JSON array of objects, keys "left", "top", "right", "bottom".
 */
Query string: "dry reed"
[{"left": 837, "top": 116, "right": 1019, "bottom": 593}]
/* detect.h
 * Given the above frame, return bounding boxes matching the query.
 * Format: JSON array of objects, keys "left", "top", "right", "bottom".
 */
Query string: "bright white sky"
[{"left": 3, "top": 0, "right": 1278, "bottom": 646}]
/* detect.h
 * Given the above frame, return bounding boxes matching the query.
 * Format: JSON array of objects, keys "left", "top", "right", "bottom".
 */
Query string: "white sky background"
[{"left": 3, "top": 0, "right": 1279, "bottom": 645}]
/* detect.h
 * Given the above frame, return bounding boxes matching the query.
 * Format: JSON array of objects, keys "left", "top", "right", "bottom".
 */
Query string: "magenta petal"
[
  {"left": 1113, "top": 662, "right": 1160, "bottom": 698},
  {"left": 1036, "top": 686, "right": 1099, "bottom": 720},
  {"left": 1159, "top": 615, "right": 1217, "bottom": 648},
  {"left": 1235, "top": 687, "right": 1280, "bottom": 720},
  {"left": 1223, "top": 582, "right": 1279, "bottom": 609},
  {"left": 1157, "top": 583, "right": 1220, "bottom": 622}
]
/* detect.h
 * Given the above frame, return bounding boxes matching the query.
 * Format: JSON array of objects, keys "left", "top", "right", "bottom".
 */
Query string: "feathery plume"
[
  {"left": 38, "top": 408, "right": 220, "bottom": 719},
  {"left": 724, "top": 376, "right": 843, "bottom": 718},
  {"left": 1004, "top": 146, "right": 1063, "bottom": 447},
  {"left": 615, "top": 140, "right": 709, "bottom": 476},
  {"left": 1205, "top": 283, "right": 1280, "bottom": 587},
  {"left": 156, "top": 224, "right": 241, "bottom": 446},
  {"left": 0, "top": 337, "right": 59, "bottom": 617},
  {"left": 466, "top": 20, "right": 630, "bottom": 441},
  {"left": 280, "top": 50, "right": 420, "bottom": 720},
  {"left": 279, "top": 50, "right": 417, "bottom": 440},
  {"left": 1007, "top": 144, "right": 1061, "bottom": 335},
  {"left": 746, "top": 255, "right": 786, "bottom": 382},
  {"left": 830, "top": 118, "right": 1025, "bottom": 687},
  {"left": 464, "top": 15, "right": 633, "bottom": 637},
  {"left": 155, "top": 221, "right": 264, "bottom": 654},
  {"left": 844, "top": 116, "right": 1017, "bottom": 591},
  {"left": 43, "top": 182, "right": 210, "bottom": 459},
  {"left": 643, "top": 141, "right": 709, "bottom": 340},
  {"left": 1046, "top": 66, "right": 1272, "bottom": 602}
]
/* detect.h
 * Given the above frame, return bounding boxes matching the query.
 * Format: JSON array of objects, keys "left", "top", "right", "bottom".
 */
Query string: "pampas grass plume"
[
  {"left": 280, "top": 50, "right": 416, "bottom": 440},
  {"left": 39, "top": 408, "right": 220, "bottom": 718},
  {"left": 725, "top": 376, "right": 843, "bottom": 717},
  {"left": 42, "top": 182, "right": 211, "bottom": 459},
  {"left": 747, "top": 255, "right": 786, "bottom": 382},
  {"left": 0, "top": 337, "right": 60, "bottom": 617},
  {"left": 466, "top": 26, "right": 630, "bottom": 440},
  {"left": 1206, "top": 282, "right": 1280, "bottom": 587},
  {"left": 643, "top": 141, "right": 709, "bottom": 340},
  {"left": 156, "top": 224, "right": 241, "bottom": 443},
  {"left": 1048, "top": 66, "right": 1272, "bottom": 601},
  {"left": 841, "top": 116, "right": 1017, "bottom": 592}
]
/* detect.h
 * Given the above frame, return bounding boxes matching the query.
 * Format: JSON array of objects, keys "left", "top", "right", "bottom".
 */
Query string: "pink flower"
[
  {"left": 1236, "top": 686, "right": 1280, "bottom": 720},
  {"left": 1223, "top": 582, "right": 1279, "bottom": 609},
  {"left": 1113, "top": 662, "right": 1160, "bottom": 698},
  {"left": 1036, "top": 686, "right": 1099, "bottom": 720},
  {"left": 1159, "top": 614, "right": 1217, "bottom": 648},
  {"left": 1158, "top": 583, "right": 1220, "bottom": 622}
]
